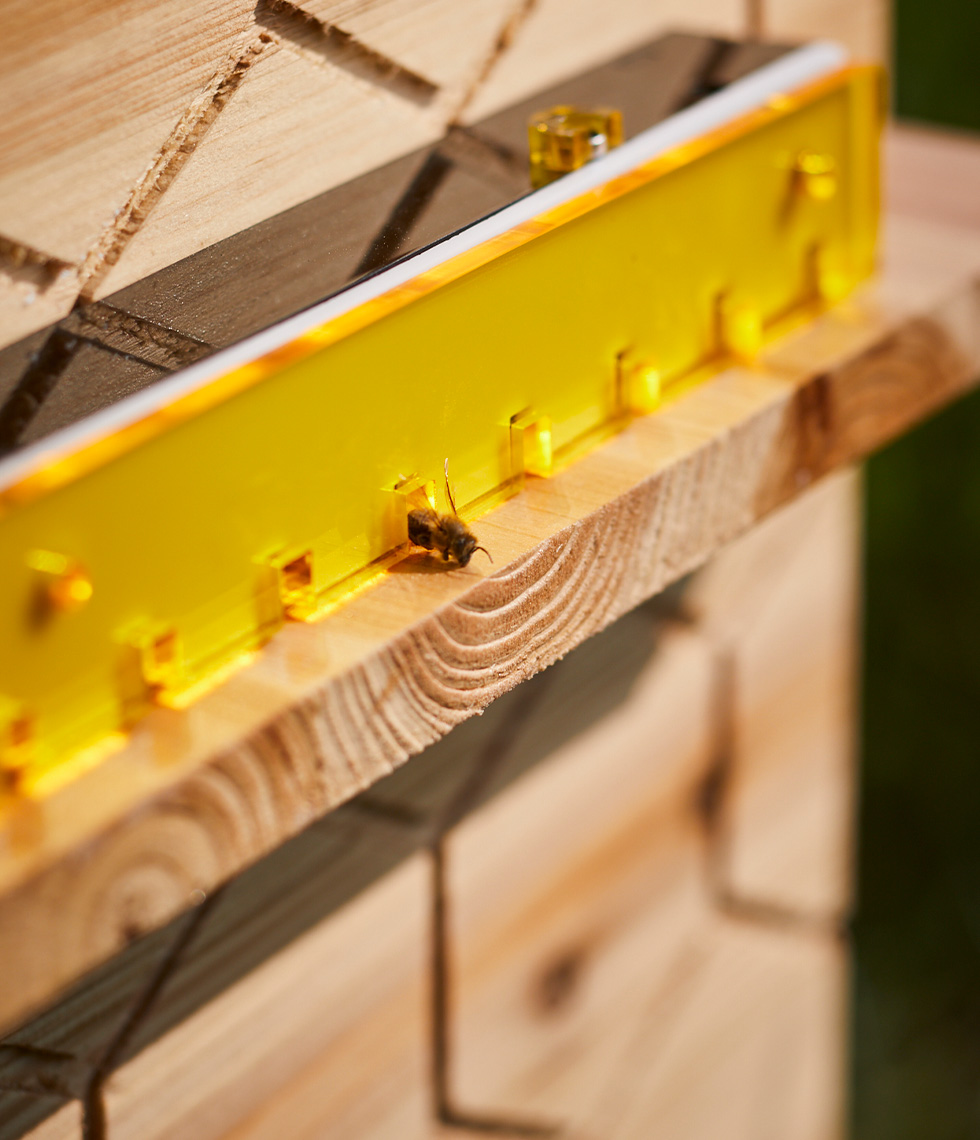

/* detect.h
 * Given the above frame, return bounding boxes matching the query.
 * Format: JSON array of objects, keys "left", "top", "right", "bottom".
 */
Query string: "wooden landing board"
[{"left": 0, "top": 127, "right": 977, "bottom": 1033}]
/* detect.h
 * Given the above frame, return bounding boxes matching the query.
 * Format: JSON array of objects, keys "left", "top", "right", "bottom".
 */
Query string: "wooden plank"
[
  {"left": 0, "top": 1, "right": 258, "bottom": 344},
  {"left": 0, "top": 1, "right": 256, "bottom": 264},
  {"left": 104, "top": 856, "right": 432, "bottom": 1140},
  {"left": 0, "top": 205, "right": 976, "bottom": 1032},
  {"left": 588, "top": 918, "right": 846, "bottom": 1140},
  {"left": 444, "top": 590, "right": 849, "bottom": 1135},
  {"left": 21, "top": 1105, "right": 80, "bottom": 1140},
  {"left": 447, "top": 629, "right": 714, "bottom": 1128},
  {"left": 89, "top": 39, "right": 448, "bottom": 300},
  {"left": 759, "top": 0, "right": 887, "bottom": 60},
  {"left": 460, "top": 0, "right": 744, "bottom": 123},
  {"left": 0, "top": 133, "right": 978, "bottom": 1035},
  {"left": 686, "top": 470, "right": 858, "bottom": 919}
]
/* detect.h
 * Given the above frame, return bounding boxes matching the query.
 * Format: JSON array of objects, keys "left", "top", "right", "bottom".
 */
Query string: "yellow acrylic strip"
[{"left": 0, "top": 65, "right": 881, "bottom": 785}]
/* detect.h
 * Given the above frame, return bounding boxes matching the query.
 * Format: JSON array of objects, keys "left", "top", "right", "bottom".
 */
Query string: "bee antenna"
[
  {"left": 444, "top": 457, "right": 459, "bottom": 517},
  {"left": 474, "top": 546, "right": 493, "bottom": 564}
]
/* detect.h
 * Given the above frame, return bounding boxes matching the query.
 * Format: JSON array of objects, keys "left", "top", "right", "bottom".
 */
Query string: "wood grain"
[
  {"left": 105, "top": 856, "right": 432, "bottom": 1140},
  {"left": 459, "top": 0, "right": 743, "bottom": 123},
  {"left": 0, "top": 1, "right": 256, "bottom": 265},
  {"left": 760, "top": 0, "right": 887, "bottom": 59},
  {"left": 0, "top": 478, "right": 857, "bottom": 1137},
  {"left": 687, "top": 470, "right": 858, "bottom": 920},
  {"left": 21, "top": 1105, "right": 79, "bottom": 1140},
  {"left": 0, "top": 160, "right": 978, "bottom": 1034},
  {"left": 447, "top": 628, "right": 714, "bottom": 1128}
]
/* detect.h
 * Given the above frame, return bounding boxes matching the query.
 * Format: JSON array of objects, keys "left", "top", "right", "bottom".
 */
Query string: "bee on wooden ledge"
[{"left": 407, "top": 460, "right": 492, "bottom": 568}]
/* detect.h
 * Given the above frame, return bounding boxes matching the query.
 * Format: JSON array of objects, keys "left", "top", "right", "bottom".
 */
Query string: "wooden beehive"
[{"left": 2, "top": 2, "right": 980, "bottom": 1138}]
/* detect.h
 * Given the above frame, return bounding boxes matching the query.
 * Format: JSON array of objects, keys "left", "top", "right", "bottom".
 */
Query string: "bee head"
[
  {"left": 448, "top": 530, "right": 474, "bottom": 566},
  {"left": 449, "top": 528, "right": 492, "bottom": 567}
]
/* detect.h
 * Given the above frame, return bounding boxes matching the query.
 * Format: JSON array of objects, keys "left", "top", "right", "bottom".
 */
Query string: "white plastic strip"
[{"left": 0, "top": 40, "right": 847, "bottom": 490}]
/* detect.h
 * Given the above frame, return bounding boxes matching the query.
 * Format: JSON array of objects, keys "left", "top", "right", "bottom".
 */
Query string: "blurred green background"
[{"left": 853, "top": 2, "right": 980, "bottom": 1136}]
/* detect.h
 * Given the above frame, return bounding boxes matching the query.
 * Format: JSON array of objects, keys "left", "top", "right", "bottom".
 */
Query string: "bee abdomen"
[{"left": 408, "top": 508, "right": 438, "bottom": 549}]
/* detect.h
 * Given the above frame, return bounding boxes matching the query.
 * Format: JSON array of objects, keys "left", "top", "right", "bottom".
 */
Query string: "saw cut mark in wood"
[
  {"left": 449, "top": 0, "right": 541, "bottom": 125},
  {"left": 0, "top": 1, "right": 259, "bottom": 266},
  {"left": 85, "top": 44, "right": 447, "bottom": 302},
  {"left": 76, "top": 36, "right": 276, "bottom": 303},
  {"left": 290, "top": 0, "right": 525, "bottom": 106},
  {"left": 254, "top": 0, "right": 440, "bottom": 106}
]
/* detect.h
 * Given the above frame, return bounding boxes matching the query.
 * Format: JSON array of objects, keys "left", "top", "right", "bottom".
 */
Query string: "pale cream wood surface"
[
  {"left": 595, "top": 918, "right": 846, "bottom": 1140},
  {"left": 21, "top": 1104, "right": 80, "bottom": 1140},
  {"left": 760, "top": 0, "right": 887, "bottom": 60},
  {"left": 687, "top": 469, "right": 858, "bottom": 919},
  {"left": 0, "top": 1, "right": 255, "bottom": 265},
  {"left": 457, "top": 0, "right": 743, "bottom": 124},
  {"left": 448, "top": 629, "right": 714, "bottom": 1127},
  {"left": 105, "top": 856, "right": 432, "bottom": 1140},
  {"left": 293, "top": 0, "right": 520, "bottom": 94},
  {"left": 1, "top": 147, "right": 979, "bottom": 1033}
]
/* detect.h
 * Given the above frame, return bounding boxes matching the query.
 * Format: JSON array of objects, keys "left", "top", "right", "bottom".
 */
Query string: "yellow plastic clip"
[
  {"left": 0, "top": 695, "right": 34, "bottom": 786},
  {"left": 628, "top": 363, "right": 663, "bottom": 414},
  {"left": 26, "top": 549, "right": 92, "bottom": 622},
  {"left": 265, "top": 547, "right": 317, "bottom": 621},
  {"left": 528, "top": 106, "right": 624, "bottom": 188},
  {"left": 793, "top": 151, "right": 837, "bottom": 202},
  {"left": 811, "top": 243, "right": 852, "bottom": 303},
  {"left": 117, "top": 621, "right": 183, "bottom": 723},
  {"left": 510, "top": 410, "right": 554, "bottom": 479},
  {"left": 718, "top": 297, "right": 763, "bottom": 363}
]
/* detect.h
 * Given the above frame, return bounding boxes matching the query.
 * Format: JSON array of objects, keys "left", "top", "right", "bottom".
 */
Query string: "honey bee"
[{"left": 407, "top": 460, "right": 492, "bottom": 568}]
